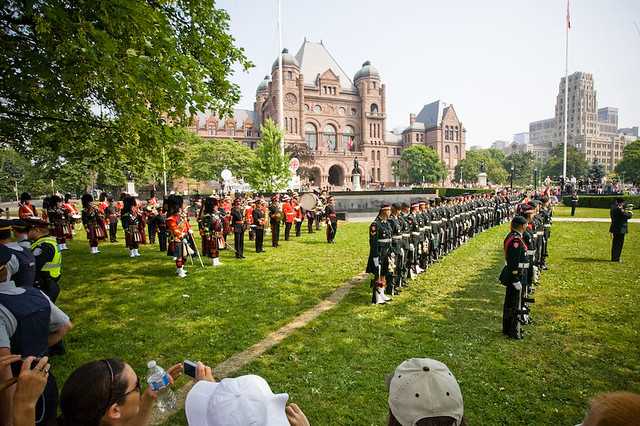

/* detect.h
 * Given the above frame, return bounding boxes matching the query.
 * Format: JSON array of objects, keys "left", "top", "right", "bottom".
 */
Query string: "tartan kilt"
[
  {"left": 125, "top": 226, "right": 142, "bottom": 247},
  {"left": 97, "top": 222, "right": 107, "bottom": 240},
  {"left": 202, "top": 235, "right": 219, "bottom": 258},
  {"left": 52, "top": 224, "right": 65, "bottom": 239},
  {"left": 86, "top": 224, "right": 105, "bottom": 241}
]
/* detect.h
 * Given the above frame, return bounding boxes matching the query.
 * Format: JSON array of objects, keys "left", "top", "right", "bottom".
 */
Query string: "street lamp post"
[
  {"left": 510, "top": 166, "right": 515, "bottom": 191},
  {"left": 534, "top": 168, "right": 538, "bottom": 192}
]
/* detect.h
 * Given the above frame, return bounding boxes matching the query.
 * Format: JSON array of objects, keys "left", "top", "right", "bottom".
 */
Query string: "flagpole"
[
  {"left": 562, "top": 0, "right": 570, "bottom": 182},
  {"left": 277, "top": 0, "right": 285, "bottom": 156}
]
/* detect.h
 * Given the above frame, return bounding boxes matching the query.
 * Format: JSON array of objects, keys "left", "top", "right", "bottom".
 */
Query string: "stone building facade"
[
  {"left": 401, "top": 101, "right": 466, "bottom": 180},
  {"left": 188, "top": 40, "right": 469, "bottom": 188}
]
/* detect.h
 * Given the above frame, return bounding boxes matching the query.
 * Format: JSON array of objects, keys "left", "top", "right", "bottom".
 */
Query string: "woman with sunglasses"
[{"left": 58, "top": 359, "right": 183, "bottom": 426}]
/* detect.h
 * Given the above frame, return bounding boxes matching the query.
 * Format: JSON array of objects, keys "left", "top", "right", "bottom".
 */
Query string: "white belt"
[
  {"left": 544, "top": 224, "right": 551, "bottom": 228},
  {"left": 419, "top": 227, "right": 427, "bottom": 232},
  {"left": 402, "top": 234, "right": 410, "bottom": 238},
  {"left": 411, "top": 232, "right": 420, "bottom": 236},
  {"left": 518, "top": 262, "right": 529, "bottom": 268},
  {"left": 378, "top": 238, "right": 391, "bottom": 243},
  {"left": 442, "top": 218, "right": 448, "bottom": 222},
  {"left": 536, "top": 231, "right": 544, "bottom": 236},
  {"left": 392, "top": 236, "right": 402, "bottom": 240},
  {"left": 431, "top": 221, "right": 441, "bottom": 224},
  {"left": 526, "top": 250, "right": 535, "bottom": 256}
]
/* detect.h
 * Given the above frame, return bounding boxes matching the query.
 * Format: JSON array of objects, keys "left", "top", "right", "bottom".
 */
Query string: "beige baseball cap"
[{"left": 387, "top": 358, "right": 464, "bottom": 426}]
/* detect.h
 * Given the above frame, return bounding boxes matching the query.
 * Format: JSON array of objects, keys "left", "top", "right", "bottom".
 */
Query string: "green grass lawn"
[
  {"left": 53, "top": 221, "right": 369, "bottom": 392},
  {"left": 222, "top": 223, "right": 639, "bottom": 426},
  {"left": 554, "top": 205, "right": 611, "bottom": 218},
  {"left": 50, "top": 221, "right": 639, "bottom": 426}
]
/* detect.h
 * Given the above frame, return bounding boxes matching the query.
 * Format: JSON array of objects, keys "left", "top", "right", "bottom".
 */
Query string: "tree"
[
  {"left": 588, "top": 161, "right": 606, "bottom": 182},
  {"left": 541, "top": 145, "right": 588, "bottom": 179},
  {"left": 189, "top": 138, "right": 256, "bottom": 182},
  {"left": 0, "top": 149, "right": 47, "bottom": 200},
  {"left": 246, "top": 119, "right": 291, "bottom": 192},
  {"left": 615, "top": 140, "right": 640, "bottom": 185},
  {"left": 503, "top": 152, "right": 535, "bottom": 186},
  {"left": 454, "top": 149, "right": 508, "bottom": 184},
  {"left": 399, "top": 145, "right": 446, "bottom": 185},
  {"left": 1, "top": 0, "right": 251, "bottom": 176}
]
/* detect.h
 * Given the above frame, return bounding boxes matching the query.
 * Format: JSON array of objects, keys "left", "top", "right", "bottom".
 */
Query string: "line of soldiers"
[
  {"left": 366, "top": 191, "right": 520, "bottom": 305},
  {"left": 500, "top": 195, "right": 553, "bottom": 339}
]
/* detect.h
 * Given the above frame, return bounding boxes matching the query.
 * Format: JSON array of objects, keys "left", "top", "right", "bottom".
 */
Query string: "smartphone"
[{"left": 183, "top": 360, "right": 197, "bottom": 378}]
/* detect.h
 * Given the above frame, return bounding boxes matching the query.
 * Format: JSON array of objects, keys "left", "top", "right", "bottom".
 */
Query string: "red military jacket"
[
  {"left": 283, "top": 202, "right": 295, "bottom": 224},
  {"left": 244, "top": 206, "right": 254, "bottom": 225},
  {"left": 166, "top": 213, "right": 190, "bottom": 241},
  {"left": 18, "top": 202, "right": 38, "bottom": 219}
]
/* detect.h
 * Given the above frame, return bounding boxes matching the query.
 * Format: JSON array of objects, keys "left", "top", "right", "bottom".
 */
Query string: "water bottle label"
[{"left": 149, "top": 373, "right": 170, "bottom": 391}]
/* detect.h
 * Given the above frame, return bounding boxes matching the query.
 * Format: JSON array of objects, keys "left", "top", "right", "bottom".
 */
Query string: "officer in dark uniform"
[
  {"left": 388, "top": 204, "right": 404, "bottom": 293},
  {"left": 540, "top": 196, "right": 553, "bottom": 269},
  {"left": 0, "top": 245, "right": 73, "bottom": 425},
  {"left": 269, "top": 195, "right": 281, "bottom": 248},
  {"left": 499, "top": 215, "right": 528, "bottom": 339},
  {"left": 366, "top": 205, "right": 392, "bottom": 304},
  {"left": 399, "top": 203, "right": 412, "bottom": 283},
  {"left": 0, "top": 219, "right": 36, "bottom": 288},
  {"left": 610, "top": 197, "right": 633, "bottom": 262},
  {"left": 325, "top": 196, "right": 338, "bottom": 243},
  {"left": 253, "top": 199, "right": 267, "bottom": 253},
  {"left": 231, "top": 198, "right": 245, "bottom": 259},
  {"left": 24, "top": 219, "right": 62, "bottom": 303}
]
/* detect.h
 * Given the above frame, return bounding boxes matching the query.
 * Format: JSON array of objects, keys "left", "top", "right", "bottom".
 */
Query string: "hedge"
[
  {"left": 561, "top": 195, "right": 640, "bottom": 209},
  {"left": 436, "top": 188, "right": 493, "bottom": 197}
]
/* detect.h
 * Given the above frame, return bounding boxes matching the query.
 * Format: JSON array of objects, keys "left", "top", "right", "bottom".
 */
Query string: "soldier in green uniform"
[
  {"left": 388, "top": 204, "right": 404, "bottom": 293},
  {"left": 366, "top": 205, "right": 393, "bottom": 304},
  {"left": 499, "top": 215, "right": 528, "bottom": 339}
]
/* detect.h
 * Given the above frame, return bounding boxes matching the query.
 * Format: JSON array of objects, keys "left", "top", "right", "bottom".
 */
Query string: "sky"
[{"left": 217, "top": 0, "right": 640, "bottom": 148}]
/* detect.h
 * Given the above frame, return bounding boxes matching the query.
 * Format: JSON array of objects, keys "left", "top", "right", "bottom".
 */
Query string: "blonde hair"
[{"left": 582, "top": 392, "right": 640, "bottom": 426}]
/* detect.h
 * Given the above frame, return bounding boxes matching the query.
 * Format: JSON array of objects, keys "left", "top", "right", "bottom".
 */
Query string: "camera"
[{"left": 183, "top": 360, "right": 197, "bottom": 378}]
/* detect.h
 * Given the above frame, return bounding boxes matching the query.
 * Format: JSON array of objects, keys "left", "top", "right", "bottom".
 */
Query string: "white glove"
[
  {"left": 513, "top": 281, "right": 522, "bottom": 291},
  {"left": 409, "top": 244, "right": 415, "bottom": 252},
  {"left": 188, "top": 229, "right": 194, "bottom": 234},
  {"left": 373, "top": 257, "right": 380, "bottom": 267}
]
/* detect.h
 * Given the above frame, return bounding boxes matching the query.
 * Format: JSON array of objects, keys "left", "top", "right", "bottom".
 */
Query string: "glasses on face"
[{"left": 102, "top": 360, "right": 141, "bottom": 411}]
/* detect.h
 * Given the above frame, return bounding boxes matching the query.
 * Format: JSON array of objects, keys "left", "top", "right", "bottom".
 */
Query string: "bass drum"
[{"left": 300, "top": 193, "right": 319, "bottom": 211}]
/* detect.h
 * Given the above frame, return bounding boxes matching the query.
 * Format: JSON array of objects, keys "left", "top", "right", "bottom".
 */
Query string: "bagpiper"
[
  {"left": 81, "top": 194, "right": 105, "bottom": 254},
  {"left": 145, "top": 190, "right": 161, "bottom": 244},
  {"left": 18, "top": 192, "right": 38, "bottom": 220},
  {"left": 47, "top": 195, "right": 70, "bottom": 251},
  {"left": 121, "top": 195, "right": 143, "bottom": 257},
  {"left": 104, "top": 196, "right": 120, "bottom": 243},
  {"left": 198, "top": 196, "right": 223, "bottom": 266},
  {"left": 166, "top": 195, "right": 192, "bottom": 278}
]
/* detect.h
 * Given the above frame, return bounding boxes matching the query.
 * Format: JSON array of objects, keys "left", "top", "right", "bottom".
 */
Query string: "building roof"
[
  {"left": 384, "top": 131, "right": 402, "bottom": 145},
  {"left": 195, "top": 109, "right": 257, "bottom": 130},
  {"left": 415, "top": 100, "right": 449, "bottom": 128},
  {"left": 271, "top": 48, "right": 300, "bottom": 72},
  {"left": 354, "top": 61, "right": 380, "bottom": 82},
  {"left": 294, "top": 40, "right": 355, "bottom": 90}
]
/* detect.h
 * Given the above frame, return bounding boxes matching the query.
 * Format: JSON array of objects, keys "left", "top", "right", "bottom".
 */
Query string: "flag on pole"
[{"left": 566, "top": 0, "right": 571, "bottom": 29}]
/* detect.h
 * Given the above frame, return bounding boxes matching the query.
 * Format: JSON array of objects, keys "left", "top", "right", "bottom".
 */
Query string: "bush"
[
  {"left": 561, "top": 195, "right": 640, "bottom": 209},
  {"left": 436, "top": 188, "right": 493, "bottom": 197}
]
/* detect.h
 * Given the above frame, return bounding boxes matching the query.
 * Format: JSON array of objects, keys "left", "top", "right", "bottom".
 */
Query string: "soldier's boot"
[
  {"left": 375, "top": 287, "right": 387, "bottom": 304},
  {"left": 176, "top": 267, "right": 187, "bottom": 278}
]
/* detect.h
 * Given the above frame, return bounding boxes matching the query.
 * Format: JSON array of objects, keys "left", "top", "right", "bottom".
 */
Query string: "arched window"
[
  {"left": 455, "top": 126, "right": 459, "bottom": 141},
  {"left": 287, "top": 71, "right": 292, "bottom": 80},
  {"left": 371, "top": 150, "right": 375, "bottom": 163},
  {"left": 305, "top": 123, "right": 317, "bottom": 150},
  {"left": 294, "top": 118, "right": 298, "bottom": 134},
  {"left": 370, "top": 103, "right": 379, "bottom": 114},
  {"left": 343, "top": 125, "right": 355, "bottom": 151},
  {"left": 324, "top": 124, "right": 337, "bottom": 151},
  {"left": 454, "top": 146, "right": 459, "bottom": 154},
  {"left": 377, "top": 150, "right": 381, "bottom": 161},
  {"left": 445, "top": 145, "right": 450, "bottom": 154}
]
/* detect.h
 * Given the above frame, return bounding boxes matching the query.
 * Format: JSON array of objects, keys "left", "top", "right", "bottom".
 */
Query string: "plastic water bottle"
[{"left": 146, "top": 360, "right": 177, "bottom": 412}]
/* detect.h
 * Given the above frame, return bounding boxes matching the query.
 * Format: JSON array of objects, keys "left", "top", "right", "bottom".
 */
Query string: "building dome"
[
  {"left": 271, "top": 48, "right": 300, "bottom": 71},
  {"left": 256, "top": 75, "right": 270, "bottom": 95},
  {"left": 354, "top": 60, "right": 379, "bottom": 82}
]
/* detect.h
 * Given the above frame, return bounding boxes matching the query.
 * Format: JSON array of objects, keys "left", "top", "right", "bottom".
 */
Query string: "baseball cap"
[
  {"left": 185, "top": 375, "right": 289, "bottom": 426},
  {"left": 387, "top": 358, "right": 464, "bottom": 426}
]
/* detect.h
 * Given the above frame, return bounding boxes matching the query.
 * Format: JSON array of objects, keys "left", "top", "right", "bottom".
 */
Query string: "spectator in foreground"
[
  {"left": 609, "top": 198, "right": 633, "bottom": 262},
  {"left": 59, "top": 359, "right": 183, "bottom": 426},
  {"left": 387, "top": 358, "right": 466, "bottom": 426},
  {"left": 580, "top": 391, "right": 640, "bottom": 426},
  {"left": 0, "top": 355, "right": 51, "bottom": 426},
  {"left": 185, "top": 371, "right": 310, "bottom": 426}
]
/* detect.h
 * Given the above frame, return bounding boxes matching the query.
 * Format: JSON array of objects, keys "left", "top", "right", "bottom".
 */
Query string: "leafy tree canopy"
[
  {"left": 541, "top": 145, "right": 588, "bottom": 179},
  {"left": 503, "top": 151, "right": 535, "bottom": 186},
  {"left": 454, "top": 149, "right": 508, "bottom": 184},
  {"left": 588, "top": 161, "right": 606, "bottom": 182},
  {"left": 0, "top": 0, "right": 251, "bottom": 179},
  {"left": 188, "top": 137, "right": 256, "bottom": 183},
  {"left": 246, "top": 119, "right": 291, "bottom": 193},
  {"left": 615, "top": 140, "right": 640, "bottom": 185},
  {"left": 399, "top": 145, "right": 446, "bottom": 184}
]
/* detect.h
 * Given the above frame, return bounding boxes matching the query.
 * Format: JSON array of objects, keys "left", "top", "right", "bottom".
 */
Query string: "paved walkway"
[{"left": 152, "top": 271, "right": 369, "bottom": 424}]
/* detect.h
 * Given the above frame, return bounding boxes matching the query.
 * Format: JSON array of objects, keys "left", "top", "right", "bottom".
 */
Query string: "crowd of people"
[
  {"left": 13, "top": 190, "right": 339, "bottom": 278},
  {"left": 0, "top": 187, "right": 637, "bottom": 425}
]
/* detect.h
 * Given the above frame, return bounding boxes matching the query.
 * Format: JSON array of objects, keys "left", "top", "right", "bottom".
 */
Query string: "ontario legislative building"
[{"left": 189, "top": 39, "right": 466, "bottom": 189}]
